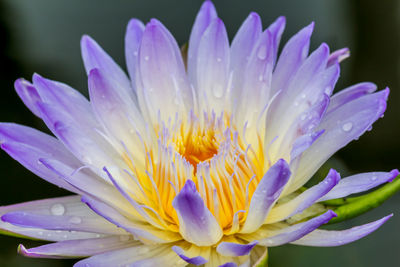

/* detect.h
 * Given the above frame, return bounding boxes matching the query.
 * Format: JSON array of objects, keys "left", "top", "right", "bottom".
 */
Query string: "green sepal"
[{"left": 326, "top": 175, "right": 400, "bottom": 224}]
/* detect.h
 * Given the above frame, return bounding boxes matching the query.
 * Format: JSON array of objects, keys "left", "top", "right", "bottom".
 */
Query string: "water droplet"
[
  {"left": 300, "top": 114, "right": 307, "bottom": 120},
  {"left": 301, "top": 93, "right": 306, "bottom": 99},
  {"left": 63, "top": 235, "right": 68, "bottom": 239},
  {"left": 68, "top": 216, "right": 82, "bottom": 224},
  {"left": 371, "top": 176, "right": 378, "bottom": 181},
  {"left": 342, "top": 122, "right": 353, "bottom": 132},
  {"left": 50, "top": 203, "right": 65, "bottom": 216},
  {"left": 216, "top": 57, "right": 222, "bottom": 62},
  {"left": 133, "top": 51, "right": 138, "bottom": 56},
  {"left": 38, "top": 231, "right": 43, "bottom": 236},
  {"left": 144, "top": 56, "right": 149, "bottom": 61},
  {"left": 257, "top": 44, "right": 268, "bottom": 60},
  {"left": 258, "top": 75, "right": 264, "bottom": 82}
]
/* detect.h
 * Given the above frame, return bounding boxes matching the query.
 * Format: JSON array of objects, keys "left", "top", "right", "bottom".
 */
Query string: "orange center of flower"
[{"left": 122, "top": 112, "right": 266, "bottom": 234}]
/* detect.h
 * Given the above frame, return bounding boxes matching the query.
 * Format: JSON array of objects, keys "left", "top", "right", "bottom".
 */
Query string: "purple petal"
[
  {"left": 240, "top": 159, "right": 291, "bottom": 233},
  {"left": 80, "top": 35, "right": 134, "bottom": 102},
  {"left": 0, "top": 123, "right": 80, "bottom": 193},
  {"left": 125, "top": 18, "right": 145, "bottom": 93},
  {"left": 18, "top": 236, "right": 137, "bottom": 259},
  {"left": 38, "top": 158, "right": 135, "bottom": 215},
  {"left": 236, "top": 29, "right": 274, "bottom": 124},
  {"left": 14, "top": 78, "right": 42, "bottom": 117},
  {"left": 73, "top": 244, "right": 182, "bottom": 267},
  {"left": 32, "top": 73, "right": 97, "bottom": 129},
  {"left": 219, "top": 263, "right": 237, "bottom": 267},
  {"left": 230, "top": 12, "right": 262, "bottom": 101},
  {"left": 217, "top": 241, "right": 258, "bottom": 257},
  {"left": 290, "top": 130, "right": 325, "bottom": 160},
  {"left": 82, "top": 195, "right": 181, "bottom": 243},
  {"left": 328, "top": 82, "right": 377, "bottom": 114},
  {"left": 327, "top": 47, "right": 350, "bottom": 67},
  {"left": 267, "top": 16, "right": 286, "bottom": 64},
  {"left": 36, "top": 102, "right": 117, "bottom": 170},
  {"left": 271, "top": 22, "right": 314, "bottom": 95},
  {"left": 291, "top": 214, "right": 392, "bottom": 246},
  {"left": 139, "top": 19, "right": 193, "bottom": 121},
  {"left": 188, "top": 0, "right": 218, "bottom": 86},
  {"left": 172, "top": 180, "right": 222, "bottom": 246},
  {"left": 0, "top": 196, "right": 109, "bottom": 241},
  {"left": 172, "top": 246, "right": 207, "bottom": 266},
  {"left": 288, "top": 88, "right": 389, "bottom": 194},
  {"left": 195, "top": 18, "right": 230, "bottom": 111},
  {"left": 1, "top": 197, "right": 124, "bottom": 235},
  {"left": 88, "top": 68, "right": 146, "bottom": 155},
  {"left": 258, "top": 210, "right": 336, "bottom": 246},
  {"left": 319, "top": 169, "right": 399, "bottom": 201},
  {"left": 267, "top": 169, "right": 340, "bottom": 223}
]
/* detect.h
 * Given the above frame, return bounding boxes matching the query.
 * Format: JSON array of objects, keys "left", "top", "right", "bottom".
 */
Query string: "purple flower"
[{"left": 0, "top": 1, "right": 397, "bottom": 266}]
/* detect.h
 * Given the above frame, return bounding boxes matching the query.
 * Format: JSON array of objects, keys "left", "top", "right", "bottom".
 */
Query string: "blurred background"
[{"left": 0, "top": 0, "right": 399, "bottom": 266}]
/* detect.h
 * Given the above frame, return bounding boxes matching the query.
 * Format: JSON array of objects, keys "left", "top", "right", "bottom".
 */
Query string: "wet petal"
[
  {"left": 172, "top": 180, "right": 223, "bottom": 246},
  {"left": 291, "top": 214, "right": 392, "bottom": 246},
  {"left": 240, "top": 159, "right": 291, "bottom": 233},
  {"left": 319, "top": 170, "right": 399, "bottom": 201},
  {"left": 18, "top": 236, "right": 137, "bottom": 259},
  {"left": 266, "top": 169, "right": 340, "bottom": 223}
]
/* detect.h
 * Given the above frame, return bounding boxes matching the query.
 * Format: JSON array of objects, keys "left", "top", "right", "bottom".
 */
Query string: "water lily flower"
[{"left": 0, "top": 1, "right": 398, "bottom": 266}]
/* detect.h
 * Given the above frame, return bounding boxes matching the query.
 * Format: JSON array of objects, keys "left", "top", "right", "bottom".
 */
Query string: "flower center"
[{"left": 177, "top": 127, "right": 219, "bottom": 172}]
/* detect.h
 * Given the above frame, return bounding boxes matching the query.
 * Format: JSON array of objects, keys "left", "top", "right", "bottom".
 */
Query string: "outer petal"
[
  {"left": 240, "top": 159, "right": 291, "bottom": 233},
  {"left": 287, "top": 88, "right": 389, "bottom": 194},
  {"left": 327, "top": 82, "right": 377, "bottom": 114},
  {"left": 291, "top": 214, "right": 392, "bottom": 246},
  {"left": 36, "top": 102, "right": 117, "bottom": 172},
  {"left": 217, "top": 241, "right": 258, "bottom": 257},
  {"left": 81, "top": 35, "right": 134, "bottom": 102},
  {"left": 319, "top": 170, "right": 399, "bottom": 201},
  {"left": 327, "top": 47, "right": 350, "bottom": 66},
  {"left": 32, "top": 73, "right": 97, "bottom": 130},
  {"left": 266, "top": 169, "right": 340, "bottom": 223},
  {"left": 271, "top": 22, "right": 313, "bottom": 95},
  {"left": 88, "top": 68, "right": 146, "bottom": 162},
  {"left": 230, "top": 12, "right": 262, "bottom": 102},
  {"left": 125, "top": 18, "right": 145, "bottom": 93},
  {"left": 0, "top": 196, "right": 109, "bottom": 241},
  {"left": 82, "top": 195, "right": 181, "bottom": 243},
  {"left": 172, "top": 180, "right": 223, "bottom": 246},
  {"left": 172, "top": 245, "right": 208, "bottom": 266},
  {"left": 138, "top": 19, "right": 193, "bottom": 122},
  {"left": 0, "top": 123, "right": 80, "bottom": 193},
  {"left": 18, "top": 236, "right": 137, "bottom": 259},
  {"left": 195, "top": 18, "right": 230, "bottom": 112},
  {"left": 188, "top": 0, "right": 218, "bottom": 86},
  {"left": 251, "top": 210, "right": 336, "bottom": 246},
  {"left": 1, "top": 196, "right": 125, "bottom": 235},
  {"left": 14, "top": 78, "right": 42, "bottom": 117},
  {"left": 74, "top": 244, "right": 186, "bottom": 267}
]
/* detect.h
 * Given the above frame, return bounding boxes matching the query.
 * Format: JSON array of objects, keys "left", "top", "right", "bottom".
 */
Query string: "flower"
[{"left": 0, "top": 0, "right": 397, "bottom": 266}]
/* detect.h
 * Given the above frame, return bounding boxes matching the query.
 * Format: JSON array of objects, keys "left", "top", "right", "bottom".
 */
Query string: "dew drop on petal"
[
  {"left": 38, "top": 231, "right": 43, "bottom": 236},
  {"left": 371, "top": 175, "right": 378, "bottom": 181},
  {"left": 342, "top": 122, "right": 353, "bottom": 132},
  {"left": 144, "top": 55, "right": 149, "bottom": 61},
  {"left": 257, "top": 44, "right": 268, "bottom": 60},
  {"left": 68, "top": 216, "right": 82, "bottom": 224},
  {"left": 50, "top": 203, "right": 65, "bottom": 216},
  {"left": 216, "top": 57, "right": 222, "bottom": 62}
]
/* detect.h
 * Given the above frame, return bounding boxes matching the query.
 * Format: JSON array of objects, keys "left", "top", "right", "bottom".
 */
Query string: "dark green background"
[{"left": 0, "top": 0, "right": 399, "bottom": 266}]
